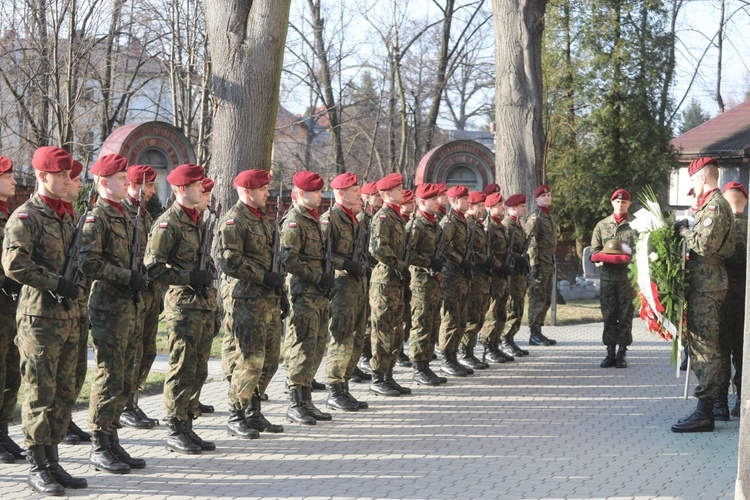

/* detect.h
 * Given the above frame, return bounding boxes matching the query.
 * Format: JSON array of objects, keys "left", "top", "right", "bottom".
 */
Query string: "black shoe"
[
  {"left": 184, "top": 417, "right": 216, "bottom": 451},
  {"left": 198, "top": 402, "right": 215, "bottom": 414},
  {"left": 369, "top": 371, "right": 400, "bottom": 396},
  {"left": 165, "top": 418, "right": 202, "bottom": 455},
  {"left": 507, "top": 337, "right": 529, "bottom": 356},
  {"left": 424, "top": 364, "right": 447, "bottom": 384},
  {"left": 109, "top": 429, "right": 146, "bottom": 469},
  {"left": 120, "top": 408, "right": 154, "bottom": 430},
  {"left": 713, "top": 398, "right": 730, "bottom": 421},
  {"left": 529, "top": 332, "right": 551, "bottom": 346},
  {"left": 357, "top": 356, "right": 373, "bottom": 375},
  {"left": 412, "top": 362, "right": 440, "bottom": 386},
  {"left": 287, "top": 388, "right": 316, "bottom": 425},
  {"left": 440, "top": 352, "right": 469, "bottom": 377},
  {"left": 385, "top": 372, "right": 412, "bottom": 394},
  {"left": 671, "top": 400, "right": 715, "bottom": 433},
  {"left": 396, "top": 349, "right": 412, "bottom": 368},
  {"left": 89, "top": 432, "right": 131, "bottom": 474},
  {"left": 246, "top": 394, "right": 284, "bottom": 433},
  {"left": 311, "top": 379, "right": 327, "bottom": 391},
  {"left": 0, "top": 443, "right": 14, "bottom": 463},
  {"left": 27, "top": 444, "right": 65, "bottom": 496},
  {"left": 132, "top": 390, "right": 159, "bottom": 427},
  {"left": 327, "top": 383, "right": 359, "bottom": 411},
  {"left": 350, "top": 373, "right": 362, "bottom": 383},
  {"left": 44, "top": 444, "right": 87, "bottom": 489},
  {"left": 458, "top": 347, "right": 489, "bottom": 370},
  {"left": 301, "top": 387, "right": 332, "bottom": 420},
  {"left": 343, "top": 382, "right": 369, "bottom": 409},
  {"left": 600, "top": 346, "right": 616, "bottom": 368},
  {"left": 227, "top": 408, "right": 260, "bottom": 439},
  {"left": 680, "top": 353, "right": 688, "bottom": 371},
  {"left": 485, "top": 344, "right": 507, "bottom": 364},
  {"left": 353, "top": 366, "right": 371, "bottom": 381},
  {"left": 615, "top": 345, "right": 628, "bottom": 368},
  {"left": 498, "top": 340, "right": 517, "bottom": 361},
  {"left": 0, "top": 421, "right": 27, "bottom": 458}
]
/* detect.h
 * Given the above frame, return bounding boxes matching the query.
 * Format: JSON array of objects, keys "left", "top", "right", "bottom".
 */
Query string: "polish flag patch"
[
  {"left": 226, "top": 219, "right": 235, "bottom": 225},
  {"left": 379, "top": 214, "right": 387, "bottom": 220},
  {"left": 85, "top": 215, "right": 95, "bottom": 223},
  {"left": 17, "top": 212, "right": 29, "bottom": 219},
  {"left": 707, "top": 205, "right": 716, "bottom": 211},
  {"left": 289, "top": 222, "right": 298, "bottom": 228},
  {"left": 321, "top": 220, "right": 329, "bottom": 225},
  {"left": 158, "top": 222, "right": 168, "bottom": 229}
]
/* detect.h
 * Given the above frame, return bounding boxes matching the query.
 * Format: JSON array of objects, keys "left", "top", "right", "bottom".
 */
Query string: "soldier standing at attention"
[
  {"left": 715, "top": 181, "right": 747, "bottom": 420},
  {"left": 119, "top": 165, "right": 161, "bottom": 430},
  {"left": 79, "top": 154, "right": 148, "bottom": 474},
  {"left": 145, "top": 163, "right": 215, "bottom": 453},
  {"left": 3, "top": 146, "right": 87, "bottom": 495},
  {"left": 218, "top": 170, "right": 285, "bottom": 438},
  {"left": 500, "top": 194, "right": 530, "bottom": 359},
  {"left": 459, "top": 191, "right": 491, "bottom": 371},
  {"left": 436, "top": 184, "right": 449, "bottom": 223},
  {"left": 280, "top": 171, "right": 335, "bottom": 424},
  {"left": 0, "top": 156, "right": 24, "bottom": 463},
  {"left": 321, "top": 173, "right": 368, "bottom": 412},
  {"left": 590, "top": 189, "right": 637, "bottom": 369},
  {"left": 438, "top": 185, "right": 473, "bottom": 377},
  {"left": 672, "top": 157, "right": 735, "bottom": 433},
  {"left": 397, "top": 188, "right": 415, "bottom": 368},
  {"left": 526, "top": 185, "right": 558, "bottom": 347},
  {"left": 407, "top": 183, "right": 446, "bottom": 386}
]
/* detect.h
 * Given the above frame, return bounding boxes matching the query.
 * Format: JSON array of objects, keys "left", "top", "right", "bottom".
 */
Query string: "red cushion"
[{"left": 591, "top": 253, "right": 631, "bottom": 265}]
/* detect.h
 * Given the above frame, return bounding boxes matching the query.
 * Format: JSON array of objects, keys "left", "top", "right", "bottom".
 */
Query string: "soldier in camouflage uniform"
[
  {"left": 0, "top": 156, "right": 24, "bottom": 464},
  {"left": 280, "top": 171, "right": 335, "bottom": 424},
  {"left": 526, "top": 185, "right": 559, "bottom": 347},
  {"left": 438, "top": 185, "right": 474, "bottom": 377},
  {"left": 716, "top": 181, "right": 747, "bottom": 419},
  {"left": 3, "top": 146, "right": 87, "bottom": 495},
  {"left": 145, "top": 163, "right": 215, "bottom": 453},
  {"left": 79, "top": 154, "right": 148, "bottom": 474},
  {"left": 436, "top": 183, "right": 449, "bottom": 224},
  {"left": 672, "top": 157, "right": 735, "bottom": 433},
  {"left": 459, "top": 191, "right": 491, "bottom": 371},
  {"left": 591, "top": 189, "right": 637, "bottom": 369},
  {"left": 120, "top": 165, "right": 161, "bottom": 430},
  {"left": 396, "top": 189, "right": 416, "bottom": 368},
  {"left": 217, "top": 170, "right": 285, "bottom": 438},
  {"left": 500, "top": 194, "right": 530, "bottom": 359},
  {"left": 407, "top": 183, "right": 445, "bottom": 386},
  {"left": 321, "top": 173, "right": 369, "bottom": 411}
]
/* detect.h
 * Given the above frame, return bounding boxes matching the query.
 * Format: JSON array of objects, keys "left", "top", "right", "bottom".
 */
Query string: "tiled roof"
[{"left": 671, "top": 100, "right": 750, "bottom": 160}]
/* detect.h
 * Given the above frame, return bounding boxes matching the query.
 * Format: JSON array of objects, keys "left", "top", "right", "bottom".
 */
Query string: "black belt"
[{"left": 689, "top": 251, "right": 725, "bottom": 266}]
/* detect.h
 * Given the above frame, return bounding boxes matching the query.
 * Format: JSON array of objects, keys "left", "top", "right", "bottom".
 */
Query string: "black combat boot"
[
  {"left": 89, "top": 431, "right": 130, "bottom": 474},
  {"left": 120, "top": 393, "right": 155, "bottom": 429},
  {"left": 385, "top": 371, "right": 412, "bottom": 394},
  {"left": 600, "top": 345, "right": 616, "bottom": 368},
  {"left": 713, "top": 395, "right": 730, "bottom": 421},
  {"left": 246, "top": 394, "right": 284, "bottom": 433},
  {"left": 184, "top": 415, "right": 215, "bottom": 451},
  {"left": 27, "top": 444, "right": 64, "bottom": 496},
  {"left": 424, "top": 362, "right": 447, "bottom": 384},
  {"left": 227, "top": 407, "right": 260, "bottom": 439},
  {"left": 508, "top": 335, "right": 529, "bottom": 356},
  {"left": 109, "top": 428, "right": 146, "bottom": 469},
  {"left": 287, "top": 388, "right": 316, "bottom": 425},
  {"left": 350, "top": 366, "right": 371, "bottom": 383},
  {"left": 358, "top": 345, "right": 374, "bottom": 375},
  {"left": 440, "top": 351, "right": 469, "bottom": 377},
  {"left": 131, "top": 390, "right": 159, "bottom": 427},
  {"left": 301, "top": 387, "right": 332, "bottom": 421},
  {"left": 498, "top": 338, "right": 517, "bottom": 360},
  {"left": 62, "top": 420, "right": 90, "bottom": 445},
  {"left": 615, "top": 345, "right": 628, "bottom": 368},
  {"left": 197, "top": 401, "right": 215, "bottom": 414},
  {"left": 311, "top": 379, "right": 327, "bottom": 391},
  {"left": 529, "top": 326, "right": 555, "bottom": 346},
  {"left": 731, "top": 385, "right": 741, "bottom": 418},
  {"left": 0, "top": 442, "right": 13, "bottom": 463},
  {"left": 671, "top": 399, "right": 715, "bottom": 433},
  {"left": 45, "top": 444, "right": 87, "bottom": 489},
  {"left": 680, "top": 346, "right": 689, "bottom": 371},
  {"left": 326, "top": 382, "right": 359, "bottom": 411},
  {"left": 484, "top": 343, "right": 507, "bottom": 364},
  {"left": 0, "top": 421, "right": 26, "bottom": 458},
  {"left": 370, "top": 371, "right": 400, "bottom": 396},
  {"left": 344, "top": 381, "right": 368, "bottom": 409},
  {"left": 459, "top": 346, "right": 489, "bottom": 370},
  {"left": 396, "top": 347, "right": 413, "bottom": 368},
  {"left": 413, "top": 361, "right": 440, "bottom": 386},
  {"left": 165, "top": 417, "right": 202, "bottom": 455}
]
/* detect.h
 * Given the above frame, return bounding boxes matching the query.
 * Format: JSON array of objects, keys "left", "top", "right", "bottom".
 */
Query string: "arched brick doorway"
[{"left": 414, "top": 140, "right": 495, "bottom": 191}]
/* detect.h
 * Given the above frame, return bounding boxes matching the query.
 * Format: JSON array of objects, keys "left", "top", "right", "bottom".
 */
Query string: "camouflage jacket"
[
  {"left": 726, "top": 213, "right": 747, "bottom": 290},
  {"left": 502, "top": 215, "right": 526, "bottom": 275},
  {"left": 440, "top": 210, "right": 470, "bottom": 275},
  {"left": 145, "top": 204, "right": 212, "bottom": 310},
  {"left": 356, "top": 209, "right": 376, "bottom": 269},
  {"left": 525, "top": 209, "right": 558, "bottom": 267},
  {"left": 122, "top": 196, "right": 161, "bottom": 297},
  {"left": 369, "top": 204, "right": 407, "bottom": 285},
  {"left": 682, "top": 189, "right": 735, "bottom": 293},
  {"left": 0, "top": 210, "right": 18, "bottom": 311},
  {"left": 2, "top": 194, "right": 78, "bottom": 319},
  {"left": 321, "top": 204, "right": 368, "bottom": 293},
  {"left": 407, "top": 210, "right": 442, "bottom": 286},
  {"left": 485, "top": 216, "right": 508, "bottom": 275},
  {"left": 468, "top": 215, "right": 489, "bottom": 275},
  {"left": 280, "top": 203, "right": 327, "bottom": 296},
  {"left": 590, "top": 214, "right": 637, "bottom": 282}
]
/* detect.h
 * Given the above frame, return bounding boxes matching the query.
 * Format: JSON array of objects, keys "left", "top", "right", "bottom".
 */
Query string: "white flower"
[
  {"left": 649, "top": 252, "right": 659, "bottom": 262},
  {"left": 630, "top": 207, "right": 665, "bottom": 233}
]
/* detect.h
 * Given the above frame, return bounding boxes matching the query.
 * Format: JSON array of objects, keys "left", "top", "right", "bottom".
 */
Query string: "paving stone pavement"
[{"left": 1, "top": 320, "right": 739, "bottom": 499}]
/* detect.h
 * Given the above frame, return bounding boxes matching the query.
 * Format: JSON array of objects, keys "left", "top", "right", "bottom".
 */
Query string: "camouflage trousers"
[
  {"left": 503, "top": 274, "right": 527, "bottom": 340},
  {"left": 284, "top": 293, "right": 329, "bottom": 391},
  {"left": 0, "top": 300, "right": 19, "bottom": 423},
  {"left": 163, "top": 306, "right": 215, "bottom": 421},
  {"left": 16, "top": 314, "right": 78, "bottom": 446},
  {"left": 408, "top": 273, "right": 441, "bottom": 363},
  {"left": 223, "top": 294, "right": 281, "bottom": 410},
  {"left": 719, "top": 289, "right": 744, "bottom": 394},
  {"left": 599, "top": 280, "right": 636, "bottom": 346},
  {"left": 686, "top": 288, "right": 726, "bottom": 401},
  {"left": 369, "top": 280, "right": 406, "bottom": 373},
  {"left": 73, "top": 315, "right": 88, "bottom": 398},
  {"left": 462, "top": 271, "right": 491, "bottom": 349},
  {"left": 134, "top": 287, "right": 161, "bottom": 390},
  {"left": 438, "top": 268, "right": 470, "bottom": 353},
  {"left": 480, "top": 274, "right": 509, "bottom": 347},
  {"left": 326, "top": 277, "right": 367, "bottom": 385},
  {"left": 345, "top": 301, "right": 368, "bottom": 380},
  {"left": 527, "top": 262, "right": 554, "bottom": 328}
]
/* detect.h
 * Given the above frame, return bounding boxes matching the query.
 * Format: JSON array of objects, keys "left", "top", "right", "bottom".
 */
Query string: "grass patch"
[{"left": 519, "top": 299, "right": 603, "bottom": 327}]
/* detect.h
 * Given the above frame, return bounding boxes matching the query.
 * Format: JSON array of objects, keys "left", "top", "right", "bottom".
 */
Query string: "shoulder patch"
[
  {"left": 707, "top": 205, "right": 716, "bottom": 211},
  {"left": 379, "top": 214, "right": 387, "bottom": 220},
  {"left": 531, "top": 216, "right": 537, "bottom": 221},
  {"left": 321, "top": 220, "right": 329, "bottom": 225},
  {"left": 226, "top": 219, "right": 235, "bottom": 225},
  {"left": 158, "top": 222, "right": 168, "bottom": 229},
  {"left": 17, "top": 212, "right": 28, "bottom": 219},
  {"left": 289, "top": 221, "right": 298, "bottom": 228},
  {"left": 85, "top": 215, "right": 95, "bottom": 223},
  {"left": 703, "top": 218, "right": 713, "bottom": 227}
]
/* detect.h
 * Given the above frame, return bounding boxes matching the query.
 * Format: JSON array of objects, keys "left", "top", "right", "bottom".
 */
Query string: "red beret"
[
  {"left": 0, "top": 156, "right": 13, "bottom": 175},
  {"left": 402, "top": 189, "right": 414, "bottom": 204},
  {"left": 127, "top": 165, "right": 157, "bottom": 184},
  {"left": 485, "top": 192, "right": 503, "bottom": 207},
  {"left": 610, "top": 189, "right": 630, "bottom": 201},
  {"left": 330, "top": 173, "right": 359, "bottom": 190},
  {"left": 688, "top": 157, "right": 718, "bottom": 177},
  {"left": 722, "top": 181, "right": 748, "bottom": 199},
  {"left": 447, "top": 185, "right": 469, "bottom": 199},
  {"left": 377, "top": 173, "right": 403, "bottom": 191},
  {"left": 436, "top": 183, "right": 447, "bottom": 195},
  {"left": 91, "top": 154, "right": 127, "bottom": 177},
  {"left": 32, "top": 146, "right": 72, "bottom": 173},
  {"left": 293, "top": 171, "right": 324, "bottom": 191},
  {"left": 534, "top": 184, "right": 551, "bottom": 198},
  {"left": 69, "top": 160, "right": 82, "bottom": 179},
  {"left": 505, "top": 194, "right": 526, "bottom": 207},
  {"left": 468, "top": 191, "right": 486, "bottom": 204},
  {"left": 415, "top": 183, "right": 439, "bottom": 200},
  {"left": 167, "top": 163, "right": 205, "bottom": 186},
  {"left": 361, "top": 181, "right": 378, "bottom": 195},
  {"left": 234, "top": 169, "right": 271, "bottom": 189},
  {"left": 483, "top": 183, "right": 501, "bottom": 196},
  {"left": 202, "top": 177, "right": 214, "bottom": 192}
]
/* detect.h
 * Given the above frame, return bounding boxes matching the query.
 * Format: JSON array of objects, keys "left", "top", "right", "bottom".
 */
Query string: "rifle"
[
  {"left": 521, "top": 210, "right": 542, "bottom": 268},
  {"left": 195, "top": 194, "right": 221, "bottom": 299},
  {"left": 429, "top": 205, "right": 452, "bottom": 277},
  {"left": 350, "top": 200, "right": 370, "bottom": 270},
  {"left": 57, "top": 184, "right": 98, "bottom": 308},
  {"left": 401, "top": 212, "right": 415, "bottom": 281},
  {"left": 270, "top": 184, "right": 290, "bottom": 318},
  {"left": 129, "top": 174, "right": 148, "bottom": 297},
  {"left": 461, "top": 214, "right": 478, "bottom": 279},
  {"left": 320, "top": 211, "right": 334, "bottom": 299},
  {"left": 504, "top": 218, "right": 517, "bottom": 270}
]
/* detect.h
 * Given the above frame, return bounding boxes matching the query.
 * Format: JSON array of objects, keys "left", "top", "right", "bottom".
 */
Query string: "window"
[{"left": 445, "top": 165, "right": 479, "bottom": 191}]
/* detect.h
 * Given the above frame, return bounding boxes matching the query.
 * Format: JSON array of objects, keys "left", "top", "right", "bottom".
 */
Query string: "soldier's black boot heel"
[
  {"left": 247, "top": 394, "right": 284, "bottom": 433},
  {"left": 671, "top": 399, "right": 715, "bottom": 433},
  {"left": 713, "top": 395, "right": 730, "bottom": 421},
  {"left": 287, "top": 388, "right": 316, "bottom": 425},
  {"left": 89, "top": 432, "right": 131, "bottom": 474},
  {"left": 27, "top": 444, "right": 64, "bottom": 496},
  {"left": 326, "top": 383, "right": 359, "bottom": 411},
  {"left": 165, "top": 417, "right": 202, "bottom": 454},
  {"left": 109, "top": 428, "right": 146, "bottom": 468},
  {"left": 227, "top": 408, "right": 260, "bottom": 439},
  {"left": 45, "top": 444, "right": 87, "bottom": 489},
  {"left": 600, "top": 345, "right": 616, "bottom": 368}
]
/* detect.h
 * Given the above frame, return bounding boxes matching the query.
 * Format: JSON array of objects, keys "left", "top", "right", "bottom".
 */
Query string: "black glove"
[
  {"left": 366, "top": 267, "right": 372, "bottom": 280},
  {"left": 55, "top": 277, "right": 78, "bottom": 299},
  {"left": 1, "top": 277, "right": 22, "bottom": 297},
  {"left": 343, "top": 259, "right": 363, "bottom": 278},
  {"left": 399, "top": 268, "right": 411, "bottom": 283},
  {"left": 159, "top": 297, "right": 165, "bottom": 314},
  {"left": 280, "top": 292, "right": 290, "bottom": 320},
  {"left": 263, "top": 271, "right": 286, "bottom": 289},
  {"left": 404, "top": 287, "right": 412, "bottom": 304},
  {"left": 498, "top": 263, "right": 513, "bottom": 277},
  {"left": 520, "top": 258, "right": 530, "bottom": 274},
  {"left": 459, "top": 260, "right": 473, "bottom": 275},
  {"left": 189, "top": 270, "right": 213, "bottom": 287},
  {"left": 214, "top": 311, "right": 222, "bottom": 337},
  {"left": 429, "top": 257, "right": 445, "bottom": 273},
  {"left": 319, "top": 273, "right": 336, "bottom": 289},
  {"left": 674, "top": 219, "right": 689, "bottom": 238},
  {"left": 128, "top": 271, "right": 148, "bottom": 293},
  {"left": 529, "top": 265, "right": 539, "bottom": 281}
]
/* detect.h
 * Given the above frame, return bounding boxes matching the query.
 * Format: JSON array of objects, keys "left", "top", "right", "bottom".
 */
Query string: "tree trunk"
[
  {"left": 739, "top": 221, "right": 750, "bottom": 499},
  {"left": 716, "top": 0, "right": 725, "bottom": 113},
  {"left": 203, "top": 0, "right": 292, "bottom": 209},
  {"left": 491, "top": 0, "right": 547, "bottom": 198}
]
